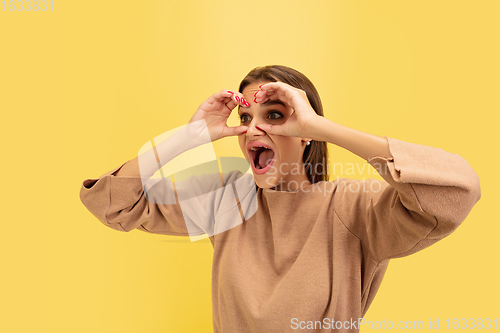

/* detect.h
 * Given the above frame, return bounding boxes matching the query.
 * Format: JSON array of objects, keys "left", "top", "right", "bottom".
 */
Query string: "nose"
[{"left": 246, "top": 118, "right": 266, "bottom": 137}]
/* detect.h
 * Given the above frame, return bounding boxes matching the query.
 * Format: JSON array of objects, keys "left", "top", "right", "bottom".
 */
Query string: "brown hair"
[{"left": 238, "top": 65, "right": 329, "bottom": 184}]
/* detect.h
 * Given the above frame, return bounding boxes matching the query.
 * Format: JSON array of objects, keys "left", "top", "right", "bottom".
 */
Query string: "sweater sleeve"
[
  {"left": 79, "top": 160, "right": 247, "bottom": 237},
  {"left": 333, "top": 136, "right": 481, "bottom": 263}
]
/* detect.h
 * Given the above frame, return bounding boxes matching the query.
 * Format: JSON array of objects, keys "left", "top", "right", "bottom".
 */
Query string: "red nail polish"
[
  {"left": 254, "top": 97, "right": 257, "bottom": 103},
  {"left": 259, "top": 84, "right": 263, "bottom": 88},
  {"left": 235, "top": 96, "right": 240, "bottom": 102},
  {"left": 242, "top": 130, "right": 247, "bottom": 134},
  {"left": 227, "top": 90, "right": 234, "bottom": 94},
  {"left": 256, "top": 125, "right": 263, "bottom": 131}
]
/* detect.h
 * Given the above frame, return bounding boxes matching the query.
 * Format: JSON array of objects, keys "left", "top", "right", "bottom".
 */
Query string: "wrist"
[{"left": 304, "top": 115, "right": 334, "bottom": 142}]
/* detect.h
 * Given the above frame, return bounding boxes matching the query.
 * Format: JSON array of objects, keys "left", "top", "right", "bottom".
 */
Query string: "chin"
[{"left": 253, "top": 174, "right": 280, "bottom": 189}]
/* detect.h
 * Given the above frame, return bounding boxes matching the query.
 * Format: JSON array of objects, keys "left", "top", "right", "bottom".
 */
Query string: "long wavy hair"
[{"left": 238, "top": 65, "right": 329, "bottom": 184}]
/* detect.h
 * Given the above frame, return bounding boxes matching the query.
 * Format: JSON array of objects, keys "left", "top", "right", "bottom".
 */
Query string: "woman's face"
[{"left": 237, "top": 81, "right": 311, "bottom": 191}]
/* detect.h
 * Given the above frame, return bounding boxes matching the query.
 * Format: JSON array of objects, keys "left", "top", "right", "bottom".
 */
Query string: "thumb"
[
  {"left": 256, "top": 123, "right": 284, "bottom": 136},
  {"left": 224, "top": 125, "right": 248, "bottom": 138}
]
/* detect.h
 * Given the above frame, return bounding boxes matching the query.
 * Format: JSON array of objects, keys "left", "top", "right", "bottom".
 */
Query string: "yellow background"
[{"left": 1, "top": 0, "right": 498, "bottom": 332}]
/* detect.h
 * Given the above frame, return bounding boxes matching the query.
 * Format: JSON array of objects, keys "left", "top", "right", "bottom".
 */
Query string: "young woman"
[{"left": 80, "top": 65, "right": 481, "bottom": 332}]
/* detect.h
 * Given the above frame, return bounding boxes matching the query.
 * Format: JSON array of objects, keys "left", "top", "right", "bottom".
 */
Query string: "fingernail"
[
  {"left": 235, "top": 96, "right": 240, "bottom": 102},
  {"left": 227, "top": 90, "right": 234, "bottom": 94},
  {"left": 256, "top": 125, "right": 263, "bottom": 131},
  {"left": 253, "top": 97, "right": 257, "bottom": 103},
  {"left": 259, "top": 84, "right": 264, "bottom": 88},
  {"left": 242, "top": 98, "right": 248, "bottom": 105},
  {"left": 242, "top": 130, "right": 247, "bottom": 134}
]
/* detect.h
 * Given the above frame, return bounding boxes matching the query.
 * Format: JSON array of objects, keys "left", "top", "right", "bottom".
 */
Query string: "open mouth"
[{"left": 248, "top": 145, "right": 275, "bottom": 175}]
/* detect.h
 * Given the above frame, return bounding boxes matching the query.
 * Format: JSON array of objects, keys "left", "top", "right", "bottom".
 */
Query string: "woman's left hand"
[{"left": 254, "top": 81, "right": 319, "bottom": 138}]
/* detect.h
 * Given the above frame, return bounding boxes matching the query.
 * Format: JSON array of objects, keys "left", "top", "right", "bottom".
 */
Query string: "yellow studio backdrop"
[{"left": 0, "top": 0, "right": 497, "bottom": 332}]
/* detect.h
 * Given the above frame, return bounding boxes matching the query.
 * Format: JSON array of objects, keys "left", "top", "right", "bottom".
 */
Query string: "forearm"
[
  {"left": 115, "top": 124, "right": 208, "bottom": 178},
  {"left": 308, "top": 116, "right": 392, "bottom": 161}
]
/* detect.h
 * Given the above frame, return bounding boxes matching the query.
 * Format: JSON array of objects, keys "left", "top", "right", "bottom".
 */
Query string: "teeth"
[{"left": 249, "top": 146, "right": 270, "bottom": 151}]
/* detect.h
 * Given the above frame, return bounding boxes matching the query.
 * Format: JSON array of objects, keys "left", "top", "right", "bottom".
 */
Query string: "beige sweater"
[{"left": 79, "top": 137, "right": 481, "bottom": 332}]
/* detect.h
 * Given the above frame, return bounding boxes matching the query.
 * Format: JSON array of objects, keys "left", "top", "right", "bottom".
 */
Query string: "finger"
[
  {"left": 269, "top": 91, "right": 288, "bottom": 101},
  {"left": 234, "top": 93, "right": 250, "bottom": 107},
  {"left": 202, "top": 90, "right": 234, "bottom": 111},
  {"left": 255, "top": 123, "right": 286, "bottom": 136},
  {"left": 223, "top": 125, "right": 249, "bottom": 138},
  {"left": 233, "top": 93, "right": 250, "bottom": 107},
  {"left": 254, "top": 90, "right": 266, "bottom": 103},
  {"left": 259, "top": 81, "right": 288, "bottom": 93},
  {"left": 259, "top": 82, "right": 300, "bottom": 103},
  {"left": 223, "top": 90, "right": 239, "bottom": 110},
  {"left": 253, "top": 83, "right": 277, "bottom": 104},
  {"left": 254, "top": 88, "right": 278, "bottom": 102},
  {"left": 221, "top": 89, "right": 248, "bottom": 111},
  {"left": 256, "top": 90, "right": 288, "bottom": 106},
  {"left": 255, "top": 89, "right": 275, "bottom": 100},
  {"left": 210, "top": 89, "right": 235, "bottom": 104}
]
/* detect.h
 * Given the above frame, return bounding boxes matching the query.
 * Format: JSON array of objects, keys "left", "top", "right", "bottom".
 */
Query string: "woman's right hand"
[{"left": 188, "top": 89, "right": 250, "bottom": 143}]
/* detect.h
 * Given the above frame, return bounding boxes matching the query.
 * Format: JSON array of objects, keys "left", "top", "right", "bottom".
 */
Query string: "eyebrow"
[{"left": 238, "top": 100, "right": 286, "bottom": 113}]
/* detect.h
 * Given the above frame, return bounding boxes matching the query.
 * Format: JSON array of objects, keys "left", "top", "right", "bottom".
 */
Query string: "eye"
[
  {"left": 268, "top": 111, "right": 284, "bottom": 120},
  {"left": 239, "top": 111, "right": 283, "bottom": 123},
  {"left": 239, "top": 114, "right": 251, "bottom": 123}
]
